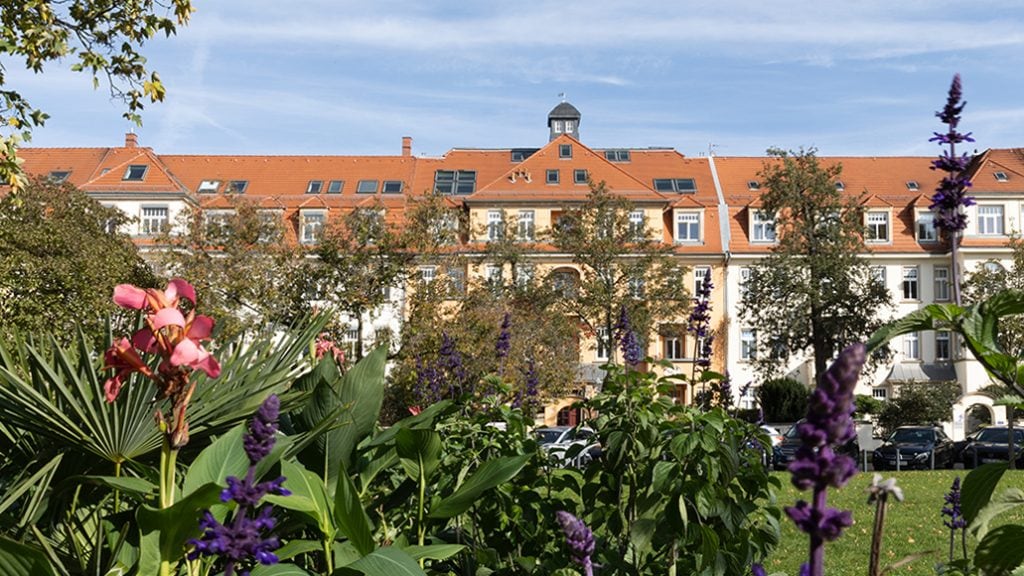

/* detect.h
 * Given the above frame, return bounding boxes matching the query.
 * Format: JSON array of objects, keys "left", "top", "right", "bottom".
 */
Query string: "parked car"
[
  {"left": 773, "top": 420, "right": 859, "bottom": 470},
  {"left": 872, "top": 426, "right": 955, "bottom": 470},
  {"left": 959, "top": 426, "right": 1024, "bottom": 468},
  {"left": 750, "top": 425, "right": 784, "bottom": 466},
  {"left": 535, "top": 426, "right": 600, "bottom": 466}
]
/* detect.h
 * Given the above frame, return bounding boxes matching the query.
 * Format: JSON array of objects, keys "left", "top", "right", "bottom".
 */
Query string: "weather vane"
[{"left": 559, "top": 92, "right": 566, "bottom": 102}]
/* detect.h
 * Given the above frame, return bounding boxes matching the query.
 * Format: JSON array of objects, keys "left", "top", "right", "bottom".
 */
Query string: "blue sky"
[{"left": 15, "top": 1, "right": 1024, "bottom": 158}]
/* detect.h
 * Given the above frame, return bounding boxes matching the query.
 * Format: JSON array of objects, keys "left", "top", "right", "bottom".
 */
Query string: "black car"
[
  {"left": 959, "top": 426, "right": 1024, "bottom": 468},
  {"left": 773, "top": 420, "right": 860, "bottom": 471},
  {"left": 872, "top": 426, "right": 955, "bottom": 470}
]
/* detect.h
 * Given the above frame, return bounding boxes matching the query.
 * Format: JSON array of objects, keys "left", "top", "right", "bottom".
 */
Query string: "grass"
[{"left": 766, "top": 469, "right": 1024, "bottom": 576}]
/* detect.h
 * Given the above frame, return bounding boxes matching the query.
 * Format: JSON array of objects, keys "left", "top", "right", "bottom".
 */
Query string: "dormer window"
[
  {"left": 48, "top": 171, "right": 70, "bottom": 183},
  {"left": 306, "top": 180, "right": 323, "bottom": 194},
  {"left": 653, "top": 178, "right": 696, "bottom": 193},
  {"left": 227, "top": 180, "right": 248, "bottom": 194},
  {"left": 747, "top": 180, "right": 760, "bottom": 190},
  {"left": 995, "top": 171, "right": 1009, "bottom": 182},
  {"left": 123, "top": 165, "right": 148, "bottom": 181},
  {"left": 906, "top": 181, "right": 919, "bottom": 191},
  {"left": 197, "top": 180, "right": 220, "bottom": 194}
]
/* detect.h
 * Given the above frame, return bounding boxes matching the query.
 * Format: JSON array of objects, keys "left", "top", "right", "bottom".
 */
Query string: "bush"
[
  {"left": 876, "top": 381, "right": 960, "bottom": 436},
  {"left": 758, "top": 378, "right": 810, "bottom": 422},
  {"left": 855, "top": 394, "right": 883, "bottom": 417}
]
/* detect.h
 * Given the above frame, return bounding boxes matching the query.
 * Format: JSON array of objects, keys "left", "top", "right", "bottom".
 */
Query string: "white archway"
[{"left": 950, "top": 393, "right": 1007, "bottom": 441}]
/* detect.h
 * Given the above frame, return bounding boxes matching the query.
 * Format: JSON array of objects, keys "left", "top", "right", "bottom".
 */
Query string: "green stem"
[
  {"left": 323, "top": 536, "right": 335, "bottom": 574},
  {"left": 417, "top": 463, "right": 427, "bottom": 567},
  {"left": 159, "top": 437, "right": 179, "bottom": 576},
  {"left": 113, "top": 460, "right": 122, "bottom": 515}
]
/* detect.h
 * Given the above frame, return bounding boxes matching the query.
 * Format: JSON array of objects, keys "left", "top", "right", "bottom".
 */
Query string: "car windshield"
[
  {"left": 536, "top": 430, "right": 565, "bottom": 444},
  {"left": 976, "top": 429, "right": 1024, "bottom": 443},
  {"left": 890, "top": 429, "right": 932, "bottom": 443},
  {"left": 784, "top": 424, "right": 802, "bottom": 439}
]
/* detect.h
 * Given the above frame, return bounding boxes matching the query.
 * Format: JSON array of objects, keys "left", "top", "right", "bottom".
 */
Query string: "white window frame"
[
  {"left": 628, "top": 210, "right": 645, "bottom": 240},
  {"left": 419, "top": 266, "right": 436, "bottom": 284},
  {"left": 664, "top": 336, "right": 684, "bottom": 361},
  {"left": 872, "top": 388, "right": 888, "bottom": 400},
  {"left": 903, "top": 332, "right": 920, "bottom": 360},
  {"left": 514, "top": 263, "right": 534, "bottom": 288},
  {"left": 485, "top": 264, "right": 503, "bottom": 287},
  {"left": 517, "top": 210, "right": 535, "bottom": 241},
  {"left": 936, "top": 331, "right": 951, "bottom": 361},
  {"left": 300, "top": 210, "right": 326, "bottom": 244},
  {"left": 934, "top": 266, "right": 950, "bottom": 302},
  {"left": 917, "top": 211, "right": 937, "bottom": 242},
  {"left": 739, "top": 267, "right": 752, "bottom": 298},
  {"left": 902, "top": 266, "right": 919, "bottom": 300},
  {"left": 751, "top": 210, "right": 776, "bottom": 243},
  {"left": 694, "top": 266, "right": 711, "bottom": 298},
  {"left": 596, "top": 327, "right": 610, "bottom": 361},
  {"left": 197, "top": 179, "right": 220, "bottom": 193},
  {"left": 446, "top": 267, "right": 466, "bottom": 296},
  {"left": 487, "top": 210, "right": 504, "bottom": 241},
  {"left": 140, "top": 206, "right": 169, "bottom": 236},
  {"left": 675, "top": 212, "right": 701, "bottom": 243},
  {"left": 628, "top": 276, "right": 645, "bottom": 299},
  {"left": 978, "top": 205, "right": 1005, "bottom": 235},
  {"left": 740, "top": 329, "right": 757, "bottom": 361},
  {"left": 866, "top": 211, "right": 890, "bottom": 243},
  {"left": 870, "top": 266, "right": 886, "bottom": 287}
]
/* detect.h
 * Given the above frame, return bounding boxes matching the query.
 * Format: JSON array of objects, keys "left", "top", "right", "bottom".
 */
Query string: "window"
[
  {"left": 257, "top": 210, "right": 281, "bottom": 243},
  {"left": 835, "top": 181, "right": 845, "bottom": 191},
  {"left": 197, "top": 180, "right": 220, "bottom": 194},
  {"left": 903, "top": 332, "right": 920, "bottom": 360},
  {"left": 546, "top": 169, "right": 560, "bottom": 184},
  {"left": 628, "top": 276, "right": 645, "bottom": 299},
  {"left": 514, "top": 263, "right": 534, "bottom": 288},
  {"left": 564, "top": 120, "right": 575, "bottom": 133},
  {"left": 902, "top": 266, "right": 919, "bottom": 300},
  {"left": 751, "top": 210, "right": 776, "bottom": 242},
  {"left": 604, "top": 150, "right": 631, "bottom": 162},
  {"left": 48, "top": 171, "right": 70, "bottom": 183},
  {"left": 306, "top": 180, "right": 323, "bottom": 194},
  {"left": 485, "top": 264, "right": 503, "bottom": 289},
  {"left": 300, "top": 211, "right": 325, "bottom": 244},
  {"left": 356, "top": 180, "right": 378, "bottom": 194},
  {"left": 553, "top": 120, "right": 563, "bottom": 134},
  {"left": 664, "top": 336, "right": 684, "bottom": 361},
  {"left": 327, "top": 180, "right": 344, "bottom": 194},
  {"left": 419, "top": 266, "right": 436, "bottom": 284},
  {"left": 995, "top": 171, "right": 1009, "bottom": 182},
  {"left": 510, "top": 149, "right": 536, "bottom": 162},
  {"left": 739, "top": 267, "right": 752, "bottom": 298},
  {"left": 446, "top": 267, "right": 465, "bottom": 296},
  {"left": 227, "top": 180, "right": 248, "bottom": 194},
  {"left": 382, "top": 180, "right": 403, "bottom": 194},
  {"left": 517, "top": 210, "right": 535, "bottom": 241},
  {"left": 559, "top": 144, "right": 572, "bottom": 158},
  {"left": 694, "top": 266, "right": 711, "bottom": 298},
  {"left": 574, "top": 169, "right": 588, "bottom": 184},
  {"left": 596, "top": 327, "right": 610, "bottom": 361},
  {"left": 870, "top": 266, "right": 886, "bottom": 286},
  {"left": 140, "top": 206, "right": 168, "bottom": 235},
  {"left": 628, "top": 210, "right": 645, "bottom": 240},
  {"left": 934, "top": 266, "right": 950, "bottom": 301},
  {"left": 740, "top": 329, "right": 757, "bottom": 360},
  {"left": 204, "top": 210, "right": 233, "bottom": 237},
  {"left": 917, "top": 211, "right": 937, "bottom": 242},
  {"left": 675, "top": 212, "right": 701, "bottom": 243},
  {"left": 936, "top": 331, "right": 951, "bottom": 361},
  {"left": 906, "top": 181, "right": 920, "bottom": 191},
  {"left": 747, "top": 180, "right": 760, "bottom": 190},
  {"left": 123, "top": 165, "right": 148, "bottom": 181},
  {"left": 487, "top": 210, "right": 504, "bottom": 241},
  {"left": 978, "top": 205, "right": 1005, "bottom": 235},
  {"left": 872, "top": 388, "right": 888, "bottom": 400},
  {"left": 866, "top": 211, "right": 889, "bottom": 242},
  {"left": 434, "top": 170, "right": 477, "bottom": 195},
  {"left": 654, "top": 178, "right": 697, "bottom": 193}
]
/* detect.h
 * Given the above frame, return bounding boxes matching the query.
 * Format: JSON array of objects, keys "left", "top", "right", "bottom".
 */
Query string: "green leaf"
[
  {"left": 272, "top": 459, "right": 335, "bottom": 537},
  {"left": 274, "top": 539, "right": 323, "bottom": 561},
  {"left": 0, "top": 536, "right": 58, "bottom": 576},
  {"left": 182, "top": 424, "right": 248, "bottom": 498},
  {"left": 429, "top": 454, "right": 531, "bottom": 519},
  {"left": 367, "top": 400, "right": 452, "bottom": 447},
  {"left": 0, "top": 454, "right": 62, "bottom": 517},
  {"left": 962, "top": 462, "right": 1008, "bottom": 526},
  {"left": 334, "top": 460, "right": 375, "bottom": 557},
  {"left": 976, "top": 525, "right": 1024, "bottom": 576},
  {"left": 395, "top": 429, "right": 442, "bottom": 483},
  {"left": 136, "top": 483, "right": 223, "bottom": 576},
  {"left": 971, "top": 488, "right": 1024, "bottom": 541},
  {"left": 63, "top": 475, "right": 155, "bottom": 498},
  {"left": 332, "top": 547, "right": 427, "bottom": 576},
  {"left": 630, "top": 518, "right": 657, "bottom": 553},
  {"left": 403, "top": 544, "right": 465, "bottom": 561},
  {"left": 250, "top": 565, "right": 314, "bottom": 576}
]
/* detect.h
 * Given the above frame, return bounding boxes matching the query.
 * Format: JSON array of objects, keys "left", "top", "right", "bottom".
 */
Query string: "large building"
[{"left": 16, "top": 104, "right": 1024, "bottom": 436}]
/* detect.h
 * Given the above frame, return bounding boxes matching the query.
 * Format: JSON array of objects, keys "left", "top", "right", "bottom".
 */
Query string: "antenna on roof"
[{"left": 708, "top": 143, "right": 720, "bottom": 157}]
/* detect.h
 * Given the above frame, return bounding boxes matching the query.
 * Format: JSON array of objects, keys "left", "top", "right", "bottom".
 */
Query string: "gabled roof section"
[
  {"left": 964, "top": 148, "right": 1024, "bottom": 193},
  {"left": 862, "top": 194, "right": 894, "bottom": 208},
  {"left": 467, "top": 135, "right": 666, "bottom": 203},
  {"left": 670, "top": 195, "right": 705, "bottom": 209},
  {"left": 80, "top": 146, "right": 189, "bottom": 194},
  {"left": 14, "top": 148, "right": 109, "bottom": 188}
]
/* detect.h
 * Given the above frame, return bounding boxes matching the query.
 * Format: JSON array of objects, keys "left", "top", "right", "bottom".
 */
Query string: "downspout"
[{"left": 707, "top": 152, "right": 733, "bottom": 396}]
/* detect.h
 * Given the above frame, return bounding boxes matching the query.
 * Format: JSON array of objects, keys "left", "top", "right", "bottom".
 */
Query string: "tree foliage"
[
  {"left": 160, "top": 198, "right": 305, "bottom": 339},
  {"left": 876, "top": 381, "right": 960, "bottom": 435},
  {"left": 740, "top": 148, "right": 892, "bottom": 381},
  {"left": 1, "top": 0, "right": 193, "bottom": 188},
  {"left": 964, "top": 237, "right": 1024, "bottom": 358},
  {"left": 757, "top": 377, "right": 809, "bottom": 422},
  {"left": 0, "top": 176, "right": 155, "bottom": 340},
  {"left": 551, "top": 182, "right": 690, "bottom": 363}
]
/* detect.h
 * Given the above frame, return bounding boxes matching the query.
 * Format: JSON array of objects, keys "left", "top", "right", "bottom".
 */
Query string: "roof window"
[
  {"left": 995, "top": 171, "right": 1009, "bottom": 182},
  {"left": 510, "top": 149, "right": 538, "bottom": 162},
  {"left": 227, "top": 180, "right": 248, "bottom": 194},
  {"left": 653, "top": 178, "right": 696, "bottom": 193},
  {"left": 835, "top": 181, "right": 846, "bottom": 191},
  {"left": 434, "top": 170, "right": 476, "bottom": 195},
  {"left": 747, "top": 180, "right": 760, "bottom": 190},
  {"left": 48, "top": 171, "right": 71, "bottom": 183},
  {"left": 906, "top": 181, "right": 919, "bottom": 191},
  {"left": 356, "top": 180, "right": 378, "bottom": 194},
  {"left": 123, "top": 165, "right": 148, "bottom": 181},
  {"left": 327, "top": 180, "right": 344, "bottom": 194},
  {"left": 197, "top": 180, "right": 220, "bottom": 193},
  {"left": 605, "top": 150, "right": 631, "bottom": 162},
  {"left": 382, "top": 180, "right": 403, "bottom": 194},
  {"left": 306, "top": 180, "right": 323, "bottom": 194}
]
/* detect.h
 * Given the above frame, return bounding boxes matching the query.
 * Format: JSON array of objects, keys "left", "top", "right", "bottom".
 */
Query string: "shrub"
[
  {"left": 876, "top": 381, "right": 960, "bottom": 436},
  {"left": 759, "top": 377, "right": 810, "bottom": 422}
]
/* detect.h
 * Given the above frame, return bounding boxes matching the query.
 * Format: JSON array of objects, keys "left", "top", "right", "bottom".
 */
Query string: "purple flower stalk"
[
  {"left": 785, "top": 343, "right": 866, "bottom": 576},
  {"left": 513, "top": 357, "right": 540, "bottom": 411},
  {"left": 189, "top": 395, "right": 290, "bottom": 576},
  {"left": 555, "top": 511, "right": 595, "bottom": 576},
  {"left": 495, "top": 312, "right": 512, "bottom": 373},
  {"left": 929, "top": 74, "right": 974, "bottom": 305},
  {"left": 614, "top": 306, "right": 643, "bottom": 366},
  {"left": 688, "top": 275, "right": 714, "bottom": 371},
  {"left": 942, "top": 476, "right": 967, "bottom": 562}
]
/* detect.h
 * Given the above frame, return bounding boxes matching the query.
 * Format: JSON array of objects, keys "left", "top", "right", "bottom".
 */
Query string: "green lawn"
[{"left": 766, "top": 470, "right": 1024, "bottom": 576}]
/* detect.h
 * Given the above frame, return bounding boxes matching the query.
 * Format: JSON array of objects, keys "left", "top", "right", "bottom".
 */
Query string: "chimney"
[
  {"left": 125, "top": 132, "right": 138, "bottom": 148},
  {"left": 402, "top": 136, "right": 412, "bottom": 157}
]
